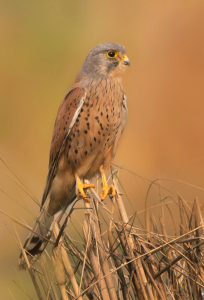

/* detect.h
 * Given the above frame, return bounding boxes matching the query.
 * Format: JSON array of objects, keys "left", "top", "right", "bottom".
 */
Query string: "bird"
[{"left": 19, "top": 42, "right": 129, "bottom": 269}]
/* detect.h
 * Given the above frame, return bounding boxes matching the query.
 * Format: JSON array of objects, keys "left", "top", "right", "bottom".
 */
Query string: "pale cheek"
[{"left": 98, "top": 65, "right": 108, "bottom": 75}]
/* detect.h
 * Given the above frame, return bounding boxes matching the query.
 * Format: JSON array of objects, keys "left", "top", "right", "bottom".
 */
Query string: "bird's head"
[{"left": 78, "top": 42, "right": 130, "bottom": 79}]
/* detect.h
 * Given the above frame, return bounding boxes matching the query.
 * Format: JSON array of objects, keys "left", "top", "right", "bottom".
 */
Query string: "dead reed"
[{"left": 14, "top": 174, "right": 204, "bottom": 299}]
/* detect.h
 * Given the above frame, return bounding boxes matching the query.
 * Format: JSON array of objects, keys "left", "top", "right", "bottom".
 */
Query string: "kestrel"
[{"left": 19, "top": 42, "right": 129, "bottom": 268}]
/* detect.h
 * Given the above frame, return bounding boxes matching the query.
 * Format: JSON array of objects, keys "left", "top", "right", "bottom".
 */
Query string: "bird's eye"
[{"left": 107, "top": 51, "right": 118, "bottom": 58}]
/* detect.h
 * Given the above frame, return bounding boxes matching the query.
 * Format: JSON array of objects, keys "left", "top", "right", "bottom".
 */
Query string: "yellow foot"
[
  {"left": 100, "top": 166, "right": 116, "bottom": 201},
  {"left": 75, "top": 174, "right": 95, "bottom": 203}
]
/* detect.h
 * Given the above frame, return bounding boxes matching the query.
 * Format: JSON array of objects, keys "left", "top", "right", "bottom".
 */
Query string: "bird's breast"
[{"left": 64, "top": 77, "right": 124, "bottom": 177}]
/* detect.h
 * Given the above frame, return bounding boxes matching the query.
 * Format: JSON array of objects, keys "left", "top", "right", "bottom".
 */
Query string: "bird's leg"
[
  {"left": 75, "top": 174, "right": 95, "bottom": 203},
  {"left": 100, "top": 166, "right": 116, "bottom": 201}
]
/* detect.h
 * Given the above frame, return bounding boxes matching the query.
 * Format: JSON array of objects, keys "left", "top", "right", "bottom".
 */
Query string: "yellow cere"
[
  {"left": 122, "top": 54, "right": 128, "bottom": 61},
  {"left": 106, "top": 50, "right": 118, "bottom": 58}
]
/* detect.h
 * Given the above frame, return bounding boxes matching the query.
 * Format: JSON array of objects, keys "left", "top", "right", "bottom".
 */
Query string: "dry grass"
[
  {"left": 0, "top": 158, "right": 200, "bottom": 300},
  {"left": 11, "top": 172, "right": 204, "bottom": 300}
]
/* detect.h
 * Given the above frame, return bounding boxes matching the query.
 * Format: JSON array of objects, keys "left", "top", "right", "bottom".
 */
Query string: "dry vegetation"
[{"left": 12, "top": 171, "right": 204, "bottom": 300}]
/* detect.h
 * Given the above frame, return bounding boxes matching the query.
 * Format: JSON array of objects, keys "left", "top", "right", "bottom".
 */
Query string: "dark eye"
[{"left": 107, "top": 51, "right": 118, "bottom": 58}]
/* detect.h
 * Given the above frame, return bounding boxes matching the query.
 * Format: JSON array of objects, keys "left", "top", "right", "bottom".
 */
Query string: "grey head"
[{"left": 78, "top": 42, "right": 130, "bottom": 79}]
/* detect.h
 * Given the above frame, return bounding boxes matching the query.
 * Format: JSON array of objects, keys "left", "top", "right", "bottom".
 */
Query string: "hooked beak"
[{"left": 122, "top": 54, "right": 130, "bottom": 66}]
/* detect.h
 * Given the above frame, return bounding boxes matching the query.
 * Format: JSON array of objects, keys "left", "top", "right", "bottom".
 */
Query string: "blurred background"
[{"left": 1, "top": 0, "right": 204, "bottom": 298}]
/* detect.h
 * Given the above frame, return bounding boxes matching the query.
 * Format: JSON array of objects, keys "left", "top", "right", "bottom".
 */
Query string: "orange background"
[{"left": 1, "top": 0, "right": 204, "bottom": 298}]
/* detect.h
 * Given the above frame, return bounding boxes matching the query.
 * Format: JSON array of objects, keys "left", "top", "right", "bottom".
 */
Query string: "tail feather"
[{"left": 18, "top": 199, "right": 54, "bottom": 270}]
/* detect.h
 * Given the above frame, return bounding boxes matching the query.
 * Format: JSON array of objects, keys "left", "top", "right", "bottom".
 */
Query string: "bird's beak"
[{"left": 121, "top": 54, "right": 130, "bottom": 66}]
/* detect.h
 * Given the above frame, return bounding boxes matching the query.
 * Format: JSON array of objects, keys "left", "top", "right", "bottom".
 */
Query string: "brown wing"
[
  {"left": 41, "top": 84, "right": 86, "bottom": 207},
  {"left": 49, "top": 84, "right": 86, "bottom": 166}
]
